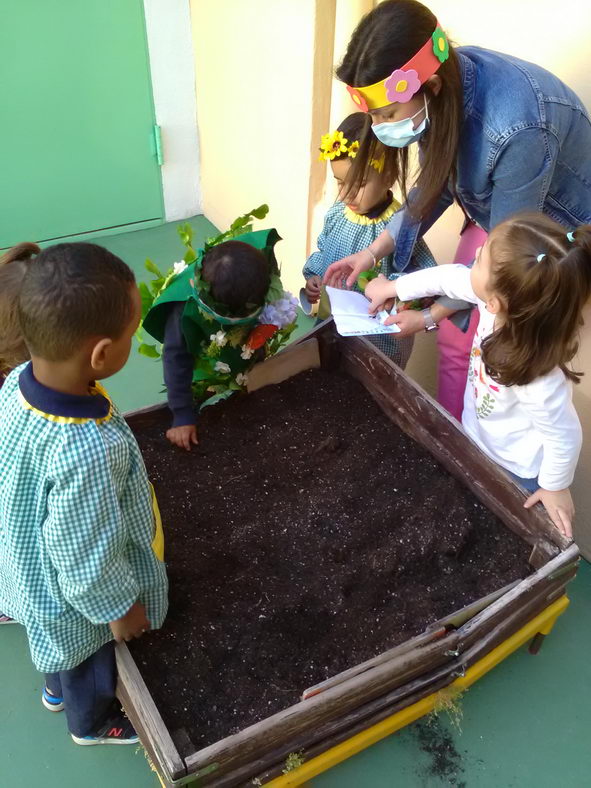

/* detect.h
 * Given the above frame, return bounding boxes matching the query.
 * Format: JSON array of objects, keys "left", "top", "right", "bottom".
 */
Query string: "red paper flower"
[
  {"left": 246, "top": 323, "right": 278, "bottom": 350},
  {"left": 346, "top": 85, "right": 369, "bottom": 113}
]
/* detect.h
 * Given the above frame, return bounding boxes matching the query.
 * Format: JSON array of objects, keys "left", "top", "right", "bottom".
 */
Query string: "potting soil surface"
[{"left": 132, "top": 368, "right": 532, "bottom": 751}]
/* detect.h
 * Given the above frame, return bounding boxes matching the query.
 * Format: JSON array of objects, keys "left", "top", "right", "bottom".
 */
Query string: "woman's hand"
[
  {"left": 166, "top": 424, "right": 199, "bottom": 451},
  {"left": 323, "top": 250, "right": 374, "bottom": 289},
  {"left": 524, "top": 487, "right": 574, "bottom": 538},
  {"left": 383, "top": 309, "right": 426, "bottom": 337},
  {"left": 304, "top": 275, "right": 322, "bottom": 304}
]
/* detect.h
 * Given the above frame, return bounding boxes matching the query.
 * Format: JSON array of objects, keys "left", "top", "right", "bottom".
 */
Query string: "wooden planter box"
[{"left": 118, "top": 321, "right": 579, "bottom": 787}]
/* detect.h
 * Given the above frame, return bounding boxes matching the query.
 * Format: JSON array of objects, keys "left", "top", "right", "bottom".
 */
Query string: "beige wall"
[
  {"left": 190, "top": 0, "right": 334, "bottom": 296},
  {"left": 191, "top": 0, "right": 591, "bottom": 554}
]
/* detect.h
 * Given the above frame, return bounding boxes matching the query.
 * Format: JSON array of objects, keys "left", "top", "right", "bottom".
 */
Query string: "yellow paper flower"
[
  {"left": 370, "top": 153, "right": 385, "bottom": 174},
  {"left": 347, "top": 140, "right": 360, "bottom": 159},
  {"left": 319, "top": 130, "right": 349, "bottom": 161}
]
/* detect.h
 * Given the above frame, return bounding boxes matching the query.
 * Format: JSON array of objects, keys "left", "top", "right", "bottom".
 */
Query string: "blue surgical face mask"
[{"left": 371, "top": 96, "right": 429, "bottom": 148}]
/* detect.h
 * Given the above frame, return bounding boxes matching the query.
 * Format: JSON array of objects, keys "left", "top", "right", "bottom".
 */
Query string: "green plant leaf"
[
  {"left": 149, "top": 276, "right": 165, "bottom": 297},
  {"left": 178, "top": 223, "right": 193, "bottom": 246},
  {"left": 184, "top": 246, "right": 197, "bottom": 264},
  {"left": 138, "top": 343, "right": 161, "bottom": 359},
  {"left": 267, "top": 274, "right": 284, "bottom": 303},
  {"left": 145, "top": 258, "right": 163, "bottom": 277},
  {"left": 139, "top": 282, "right": 153, "bottom": 319},
  {"left": 199, "top": 389, "right": 235, "bottom": 410},
  {"left": 251, "top": 204, "right": 269, "bottom": 220}
]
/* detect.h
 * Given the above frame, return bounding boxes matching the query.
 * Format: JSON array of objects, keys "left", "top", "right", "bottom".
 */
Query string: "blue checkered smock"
[
  {"left": 303, "top": 198, "right": 436, "bottom": 367},
  {"left": 0, "top": 364, "right": 168, "bottom": 672}
]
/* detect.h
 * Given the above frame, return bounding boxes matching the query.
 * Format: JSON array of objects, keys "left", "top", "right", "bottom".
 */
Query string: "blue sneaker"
[
  {"left": 71, "top": 711, "right": 139, "bottom": 746},
  {"left": 42, "top": 686, "right": 64, "bottom": 712}
]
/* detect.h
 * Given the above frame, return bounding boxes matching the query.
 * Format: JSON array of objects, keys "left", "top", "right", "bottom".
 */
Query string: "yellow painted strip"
[{"left": 267, "top": 597, "right": 569, "bottom": 787}]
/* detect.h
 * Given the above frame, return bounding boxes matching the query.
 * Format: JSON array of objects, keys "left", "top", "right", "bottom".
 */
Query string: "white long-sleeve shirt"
[{"left": 396, "top": 265, "right": 582, "bottom": 490}]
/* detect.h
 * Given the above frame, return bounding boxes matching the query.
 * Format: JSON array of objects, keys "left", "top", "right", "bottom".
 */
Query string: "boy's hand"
[
  {"left": 166, "top": 424, "right": 199, "bottom": 451},
  {"left": 110, "top": 602, "right": 150, "bottom": 643},
  {"left": 365, "top": 274, "right": 398, "bottom": 314},
  {"left": 524, "top": 487, "right": 574, "bottom": 538},
  {"left": 304, "top": 275, "right": 322, "bottom": 304}
]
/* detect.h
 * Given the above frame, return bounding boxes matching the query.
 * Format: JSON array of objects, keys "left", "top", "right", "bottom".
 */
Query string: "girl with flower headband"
[
  {"left": 366, "top": 213, "right": 591, "bottom": 537},
  {"left": 303, "top": 112, "right": 449, "bottom": 367},
  {"left": 325, "top": 0, "right": 591, "bottom": 419}
]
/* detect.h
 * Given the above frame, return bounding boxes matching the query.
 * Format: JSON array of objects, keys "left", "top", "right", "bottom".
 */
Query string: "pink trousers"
[{"left": 436, "top": 222, "right": 488, "bottom": 420}]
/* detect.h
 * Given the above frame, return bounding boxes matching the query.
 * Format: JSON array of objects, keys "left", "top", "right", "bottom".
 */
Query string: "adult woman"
[{"left": 325, "top": 0, "right": 591, "bottom": 419}]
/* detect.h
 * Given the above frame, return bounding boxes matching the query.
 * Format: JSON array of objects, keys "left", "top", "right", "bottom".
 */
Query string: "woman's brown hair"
[
  {"left": 0, "top": 242, "right": 39, "bottom": 374},
  {"left": 335, "top": 0, "right": 463, "bottom": 220},
  {"left": 482, "top": 214, "right": 591, "bottom": 387}
]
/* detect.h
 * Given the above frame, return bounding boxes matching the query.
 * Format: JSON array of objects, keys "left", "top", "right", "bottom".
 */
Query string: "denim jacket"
[{"left": 388, "top": 46, "right": 591, "bottom": 325}]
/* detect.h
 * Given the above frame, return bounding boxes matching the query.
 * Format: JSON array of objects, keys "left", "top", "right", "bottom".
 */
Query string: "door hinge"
[{"left": 153, "top": 124, "right": 163, "bottom": 165}]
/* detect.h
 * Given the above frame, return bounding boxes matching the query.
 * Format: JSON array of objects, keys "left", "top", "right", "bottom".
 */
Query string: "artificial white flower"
[
  {"left": 173, "top": 261, "right": 188, "bottom": 276},
  {"left": 214, "top": 361, "right": 231, "bottom": 374},
  {"left": 259, "top": 292, "right": 298, "bottom": 328},
  {"left": 210, "top": 330, "right": 228, "bottom": 347},
  {"left": 241, "top": 346, "right": 254, "bottom": 360},
  {"left": 236, "top": 372, "right": 248, "bottom": 386}
]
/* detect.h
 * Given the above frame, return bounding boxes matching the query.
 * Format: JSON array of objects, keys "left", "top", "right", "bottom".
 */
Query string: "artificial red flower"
[{"left": 246, "top": 323, "right": 278, "bottom": 350}]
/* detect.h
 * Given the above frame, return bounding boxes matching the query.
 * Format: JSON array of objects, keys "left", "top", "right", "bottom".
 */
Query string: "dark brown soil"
[
  {"left": 414, "top": 719, "right": 466, "bottom": 786},
  {"left": 131, "top": 369, "right": 531, "bottom": 750}
]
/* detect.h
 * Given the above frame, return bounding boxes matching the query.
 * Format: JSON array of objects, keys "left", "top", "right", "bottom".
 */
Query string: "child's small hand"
[
  {"left": 524, "top": 487, "right": 574, "bottom": 538},
  {"left": 365, "top": 275, "right": 398, "bottom": 314},
  {"left": 110, "top": 602, "right": 150, "bottom": 643},
  {"left": 304, "top": 275, "right": 322, "bottom": 304},
  {"left": 166, "top": 424, "right": 199, "bottom": 451}
]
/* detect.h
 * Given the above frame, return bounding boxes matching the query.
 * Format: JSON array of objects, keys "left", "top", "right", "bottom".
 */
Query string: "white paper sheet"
[{"left": 325, "top": 286, "right": 400, "bottom": 336}]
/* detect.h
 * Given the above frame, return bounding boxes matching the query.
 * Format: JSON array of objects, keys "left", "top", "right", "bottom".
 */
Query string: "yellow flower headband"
[{"left": 318, "top": 130, "right": 385, "bottom": 173}]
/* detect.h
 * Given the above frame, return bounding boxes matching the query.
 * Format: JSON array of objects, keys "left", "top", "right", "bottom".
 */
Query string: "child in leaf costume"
[{"left": 142, "top": 228, "right": 297, "bottom": 450}]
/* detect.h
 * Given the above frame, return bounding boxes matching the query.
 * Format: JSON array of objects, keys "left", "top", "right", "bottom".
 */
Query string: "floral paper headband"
[
  {"left": 318, "top": 130, "right": 385, "bottom": 173},
  {"left": 346, "top": 23, "right": 449, "bottom": 112}
]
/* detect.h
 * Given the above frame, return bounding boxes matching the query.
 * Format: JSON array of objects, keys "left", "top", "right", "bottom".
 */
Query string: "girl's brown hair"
[
  {"left": 0, "top": 242, "right": 39, "bottom": 375},
  {"left": 335, "top": 0, "right": 463, "bottom": 220},
  {"left": 482, "top": 213, "right": 591, "bottom": 387}
]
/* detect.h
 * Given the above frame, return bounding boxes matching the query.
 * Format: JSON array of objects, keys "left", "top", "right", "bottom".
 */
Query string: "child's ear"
[
  {"left": 90, "top": 338, "right": 113, "bottom": 373},
  {"left": 486, "top": 295, "right": 503, "bottom": 314}
]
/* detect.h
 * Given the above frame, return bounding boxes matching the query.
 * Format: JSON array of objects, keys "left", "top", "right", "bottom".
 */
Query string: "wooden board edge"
[
  {"left": 246, "top": 338, "right": 320, "bottom": 393},
  {"left": 183, "top": 631, "right": 459, "bottom": 777},
  {"left": 116, "top": 643, "right": 187, "bottom": 782}
]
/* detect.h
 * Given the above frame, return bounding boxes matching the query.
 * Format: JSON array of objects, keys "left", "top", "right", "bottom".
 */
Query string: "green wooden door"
[{"left": 0, "top": 0, "right": 163, "bottom": 248}]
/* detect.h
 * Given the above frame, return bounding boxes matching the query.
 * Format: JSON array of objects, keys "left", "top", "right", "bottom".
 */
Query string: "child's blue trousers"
[{"left": 44, "top": 641, "right": 116, "bottom": 737}]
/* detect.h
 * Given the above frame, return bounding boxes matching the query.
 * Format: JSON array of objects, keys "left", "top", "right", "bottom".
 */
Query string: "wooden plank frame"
[{"left": 119, "top": 321, "right": 579, "bottom": 787}]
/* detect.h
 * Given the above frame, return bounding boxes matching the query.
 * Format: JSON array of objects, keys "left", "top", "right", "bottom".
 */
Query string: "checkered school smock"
[
  {"left": 0, "top": 364, "right": 168, "bottom": 673},
  {"left": 303, "top": 198, "right": 436, "bottom": 368}
]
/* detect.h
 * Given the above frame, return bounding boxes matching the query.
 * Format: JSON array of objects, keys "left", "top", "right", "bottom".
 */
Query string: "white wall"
[{"left": 143, "top": 0, "right": 201, "bottom": 221}]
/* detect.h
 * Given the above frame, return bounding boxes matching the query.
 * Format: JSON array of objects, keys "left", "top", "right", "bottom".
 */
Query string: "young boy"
[
  {"left": 0, "top": 243, "right": 168, "bottom": 745},
  {"left": 143, "top": 231, "right": 277, "bottom": 451}
]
